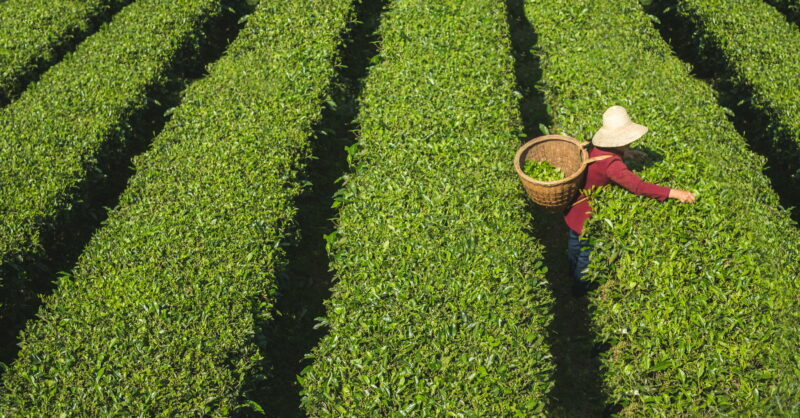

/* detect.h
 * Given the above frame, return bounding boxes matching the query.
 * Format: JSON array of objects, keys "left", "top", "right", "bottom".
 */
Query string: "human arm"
[
  {"left": 606, "top": 159, "right": 671, "bottom": 201},
  {"left": 607, "top": 159, "right": 696, "bottom": 203}
]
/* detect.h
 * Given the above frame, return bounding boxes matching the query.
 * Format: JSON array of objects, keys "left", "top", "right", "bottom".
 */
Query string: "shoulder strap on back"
[{"left": 584, "top": 154, "right": 613, "bottom": 164}]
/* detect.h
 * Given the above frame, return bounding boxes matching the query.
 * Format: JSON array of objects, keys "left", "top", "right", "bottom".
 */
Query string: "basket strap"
[
  {"left": 584, "top": 154, "right": 613, "bottom": 164},
  {"left": 571, "top": 196, "right": 588, "bottom": 207}
]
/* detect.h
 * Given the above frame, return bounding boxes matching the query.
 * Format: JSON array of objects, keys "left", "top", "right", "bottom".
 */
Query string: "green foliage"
[
  {"left": 0, "top": 0, "right": 355, "bottom": 414},
  {"left": 766, "top": 0, "right": 800, "bottom": 23},
  {"left": 524, "top": 0, "right": 800, "bottom": 414},
  {"left": 670, "top": 0, "right": 800, "bottom": 179},
  {"left": 0, "top": 0, "right": 131, "bottom": 104},
  {"left": 0, "top": 0, "right": 224, "bottom": 314},
  {"left": 523, "top": 159, "right": 565, "bottom": 182},
  {"left": 300, "top": 0, "right": 554, "bottom": 415}
]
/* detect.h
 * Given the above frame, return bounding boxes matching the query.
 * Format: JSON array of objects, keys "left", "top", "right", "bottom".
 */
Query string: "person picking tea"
[{"left": 566, "top": 105, "right": 695, "bottom": 295}]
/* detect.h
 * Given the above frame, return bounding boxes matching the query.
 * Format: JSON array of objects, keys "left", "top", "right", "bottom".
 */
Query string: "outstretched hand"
[{"left": 669, "top": 189, "right": 696, "bottom": 203}]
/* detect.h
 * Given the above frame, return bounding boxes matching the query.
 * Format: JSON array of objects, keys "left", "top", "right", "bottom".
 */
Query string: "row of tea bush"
[
  {"left": 766, "top": 0, "right": 800, "bottom": 23},
  {"left": 525, "top": 0, "right": 800, "bottom": 414},
  {"left": 0, "top": 0, "right": 227, "bottom": 312},
  {"left": 0, "top": 0, "right": 357, "bottom": 414},
  {"left": 0, "top": 0, "right": 130, "bottom": 104},
  {"left": 300, "top": 0, "right": 555, "bottom": 414},
  {"left": 669, "top": 0, "right": 800, "bottom": 180}
]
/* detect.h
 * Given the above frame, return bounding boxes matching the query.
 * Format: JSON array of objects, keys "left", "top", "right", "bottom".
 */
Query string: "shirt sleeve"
[{"left": 606, "top": 159, "right": 671, "bottom": 201}]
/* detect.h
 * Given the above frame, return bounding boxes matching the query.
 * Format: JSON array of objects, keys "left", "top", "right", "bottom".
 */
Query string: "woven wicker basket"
[{"left": 514, "top": 134, "right": 609, "bottom": 211}]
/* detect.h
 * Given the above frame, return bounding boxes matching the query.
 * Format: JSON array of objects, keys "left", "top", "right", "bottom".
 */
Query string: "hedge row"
[
  {"left": 0, "top": 0, "right": 130, "bottom": 105},
  {"left": 0, "top": 0, "right": 356, "bottom": 414},
  {"left": 524, "top": 0, "right": 800, "bottom": 414},
  {"left": 666, "top": 0, "right": 800, "bottom": 180},
  {"left": 300, "top": 0, "right": 554, "bottom": 414},
  {"left": 0, "top": 0, "right": 226, "bottom": 310},
  {"left": 766, "top": 0, "right": 800, "bottom": 23}
]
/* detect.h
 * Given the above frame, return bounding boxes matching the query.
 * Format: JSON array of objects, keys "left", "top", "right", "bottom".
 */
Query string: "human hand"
[{"left": 669, "top": 189, "right": 696, "bottom": 203}]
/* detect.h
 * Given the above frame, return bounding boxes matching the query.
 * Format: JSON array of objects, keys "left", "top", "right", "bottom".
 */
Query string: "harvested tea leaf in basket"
[{"left": 523, "top": 159, "right": 565, "bottom": 182}]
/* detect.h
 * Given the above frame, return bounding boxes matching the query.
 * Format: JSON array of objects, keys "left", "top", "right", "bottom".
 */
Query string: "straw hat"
[{"left": 592, "top": 106, "right": 648, "bottom": 148}]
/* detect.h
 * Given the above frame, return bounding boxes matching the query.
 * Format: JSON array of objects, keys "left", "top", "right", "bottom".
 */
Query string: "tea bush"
[
  {"left": 525, "top": 0, "right": 800, "bottom": 414},
  {"left": 300, "top": 0, "right": 554, "bottom": 414},
  {"left": 668, "top": 0, "right": 800, "bottom": 179},
  {"left": 0, "top": 0, "right": 226, "bottom": 312},
  {"left": 766, "top": 0, "right": 800, "bottom": 23},
  {"left": 0, "top": 0, "right": 131, "bottom": 104},
  {"left": 0, "top": 0, "right": 355, "bottom": 415}
]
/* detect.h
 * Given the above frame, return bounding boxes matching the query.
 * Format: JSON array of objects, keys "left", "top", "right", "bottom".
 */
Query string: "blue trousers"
[{"left": 567, "top": 229, "right": 592, "bottom": 284}]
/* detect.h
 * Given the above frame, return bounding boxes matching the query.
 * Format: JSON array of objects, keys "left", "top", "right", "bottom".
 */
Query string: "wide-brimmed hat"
[{"left": 592, "top": 106, "right": 648, "bottom": 148}]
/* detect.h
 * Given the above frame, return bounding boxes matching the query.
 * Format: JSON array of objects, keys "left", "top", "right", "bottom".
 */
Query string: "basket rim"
[{"left": 513, "top": 134, "right": 590, "bottom": 186}]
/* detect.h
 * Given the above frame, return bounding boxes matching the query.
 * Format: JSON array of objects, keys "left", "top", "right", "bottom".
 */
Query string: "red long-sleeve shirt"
[{"left": 565, "top": 147, "right": 671, "bottom": 235}]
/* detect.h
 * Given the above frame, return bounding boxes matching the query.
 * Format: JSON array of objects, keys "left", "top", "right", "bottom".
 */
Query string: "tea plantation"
[{"left": 0, "top": 0, "right": 798, "bottom": 415}]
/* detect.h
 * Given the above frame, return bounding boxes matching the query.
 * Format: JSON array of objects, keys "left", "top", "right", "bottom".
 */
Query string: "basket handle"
[
  {"left": 584, "top": 155, "right": 613, "bottom": 164},
  {"left": 580, "top": 141, "right": 591, "bottom": 149}
]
